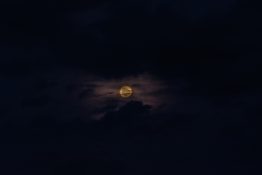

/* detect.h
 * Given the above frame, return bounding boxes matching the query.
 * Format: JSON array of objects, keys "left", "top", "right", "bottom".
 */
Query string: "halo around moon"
[{"left": 119, "top": 86, "right": 133, "bottom": 98}]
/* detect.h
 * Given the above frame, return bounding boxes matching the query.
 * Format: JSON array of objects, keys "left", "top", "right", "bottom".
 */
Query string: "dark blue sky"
[{"left": 0, "top": 0, "right": 260, "bottom": 175}]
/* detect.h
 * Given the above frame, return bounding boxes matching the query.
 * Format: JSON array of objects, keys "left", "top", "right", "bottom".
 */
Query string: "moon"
[{"left": 119, "top": 86, "right": 133, "bottom": 98}]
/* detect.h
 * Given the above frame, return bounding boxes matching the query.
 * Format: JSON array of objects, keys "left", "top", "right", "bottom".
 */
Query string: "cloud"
[
  {"left": 80, "top": 73, "right": 173, "bottom": 119},
  {"left": 0, "top": 68, "right": 174, "bottom": 124},
  {"left": 102, "top": 101, "right": 152, "bottom": 127}
]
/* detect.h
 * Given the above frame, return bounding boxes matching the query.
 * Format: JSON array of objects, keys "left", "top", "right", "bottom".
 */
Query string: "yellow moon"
[{"left": 119, "top": 86, "right": 133, "bottom": 98}]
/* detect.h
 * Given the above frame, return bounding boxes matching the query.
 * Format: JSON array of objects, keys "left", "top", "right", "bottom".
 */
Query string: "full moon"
[{"left": 119, "top": 86, "right": 133, "bottom": 98}]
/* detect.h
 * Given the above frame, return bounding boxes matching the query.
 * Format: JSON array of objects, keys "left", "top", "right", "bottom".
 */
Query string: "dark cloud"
[
  {"left": 103, "top": 101, "right": 152, "bottom": 122},
  {"left": 1, "top": 0, "right": 261, "bottom": 78},
  {"left": 1, "top": 72, "right": 173, "bottom": 123}
]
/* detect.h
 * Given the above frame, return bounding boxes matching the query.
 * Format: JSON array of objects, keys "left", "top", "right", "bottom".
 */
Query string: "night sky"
[{"left": 0, "top": 0, "right": 260, "bottom": 175}]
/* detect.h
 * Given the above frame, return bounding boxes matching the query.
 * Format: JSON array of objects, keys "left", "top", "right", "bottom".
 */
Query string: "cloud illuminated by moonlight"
[{"left": 80, "top": 73, "right": 171, "bottom": 119}]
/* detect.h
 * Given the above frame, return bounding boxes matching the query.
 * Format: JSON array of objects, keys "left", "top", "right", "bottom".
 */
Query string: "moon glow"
[{"left": 119, "top": 86, "right": 133, "bottom": 98}]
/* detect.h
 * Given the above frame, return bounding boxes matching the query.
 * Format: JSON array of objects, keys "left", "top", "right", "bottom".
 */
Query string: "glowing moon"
[{"left": 119, "top": 86, "right": 133, "bottom": 98}]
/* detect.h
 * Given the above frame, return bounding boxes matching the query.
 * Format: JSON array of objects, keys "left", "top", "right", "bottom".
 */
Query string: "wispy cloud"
[{"left": 80, "top": 73, "right": 171, "bottom": 119}]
